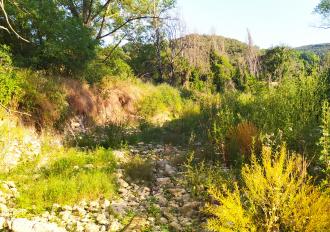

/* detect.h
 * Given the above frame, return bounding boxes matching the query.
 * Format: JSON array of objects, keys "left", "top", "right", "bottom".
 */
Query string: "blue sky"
[{"left": 176, "top": 0, "right": 329, "bottom": 48}]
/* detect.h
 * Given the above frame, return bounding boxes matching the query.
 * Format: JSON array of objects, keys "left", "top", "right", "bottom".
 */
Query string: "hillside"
[
  {"left": 296, "top": 43, "right": 330, "bottom": 57},
  {"left": 178, "top": 34, "right": 250, "bottom": 73}
]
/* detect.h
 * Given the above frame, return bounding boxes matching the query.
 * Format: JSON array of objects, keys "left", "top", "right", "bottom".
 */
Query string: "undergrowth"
[{"left": 0, "top": 147, "right": 117, "bottom": 213}]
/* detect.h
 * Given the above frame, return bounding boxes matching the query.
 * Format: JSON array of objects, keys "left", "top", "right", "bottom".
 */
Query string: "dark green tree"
[
  {"left": 315, "top": 0, "right": 330, "bottom": 28},
  {"left": 210, "top": 50, "right": 234, "bottom": 92}
]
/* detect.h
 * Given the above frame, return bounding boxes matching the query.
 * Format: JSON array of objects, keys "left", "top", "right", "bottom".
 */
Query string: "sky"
[{"left": 176, "top": 0, "right": 329, "bottom": 48}]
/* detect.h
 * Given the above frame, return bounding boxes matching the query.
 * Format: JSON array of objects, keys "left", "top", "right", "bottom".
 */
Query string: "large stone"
[
  {"left": 180, "top": 202, "right": 200, "bottom": 217},
  {"left": 117, "top": 179, "right": 129, "bottom": 188},
  {"left": 168, "top": 188, "right": 185, "bottom": 198},
  {"left": 156, "top": 177, "right": 171, "bottom": 186},
  {"left": 11, "top": 219, "right": 66, "bottom": 232},
  {"left": 164, "top": 164, "right": 176, "bottom": 176},
  {"left": 0, "top": 217, "right": 6, "bottom": 229},
  {"left": 96, "top": 214, "right": 109, "bottom": 225},
  {"left": 88, "top": 201, "right": 100, "bottom": 212},
  {"left": 169, "top": 221, "right": 181, "bottom": 231},
  {"left": 0, "top": 203, "right": 8, "bottom": 214},
  {"left": 109, "top": 219, "right": 122, "bottom": 231},
  {"left": 155, "top": 195, "right": 167, "bottom": 206},
  {"left": 111, "top": 201, "right": 127, "bottom": 215},
  {"left": 84, "top": 223, "right": 99, "bottom": 232}
]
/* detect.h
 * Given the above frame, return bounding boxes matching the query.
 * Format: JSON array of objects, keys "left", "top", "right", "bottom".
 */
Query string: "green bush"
[
  {"left": 138, "top": 84, "right": 184, "bottom": 123},
  {"left": 0, "top": 45, "right": 23, "bottom": 107},
  {"left": 209, "top": 75, "right": 327, "bottom": 163},
  {"left": 205, "top": 145, "right": 330, "bottom": 232}
]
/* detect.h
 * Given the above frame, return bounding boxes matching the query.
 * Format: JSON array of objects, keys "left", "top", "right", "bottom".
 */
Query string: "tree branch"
[
  {"left": 102, "top": 33, "right": 127, "bottom": 62},
  {"left": 0, "top": 0, "right": 29, "bottom": 42},
  {"left": 85, "top": 0, "right": 94, "bottom": 24},
  {"left": 96, "top": 16, "right": 167, "bottom": 39},
  {"left": 90, "top": 0, "right": 112, "bottom": 21},
  {"left": 67, "top": 0, "right": 80, "bottom": 18}
]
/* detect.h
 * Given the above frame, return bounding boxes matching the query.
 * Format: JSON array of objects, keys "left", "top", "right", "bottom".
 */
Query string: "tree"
[
  {"left": 210, "top": 50, "right": 234, "bottom": 92},
  {"left": 315, "top": 0, "right": 330, "bottom": 28},
  {"left": 56, "top": 0, "right": 170, "bottom": 41},
  {"left": 0, "top": 0, "right": 28, "bottom": 42},
  {"left": 260, "top": 47, "right": 304, "bottom": 83},
  {"left": 246, "top": 29, "right": 259, "bottom": 77}
]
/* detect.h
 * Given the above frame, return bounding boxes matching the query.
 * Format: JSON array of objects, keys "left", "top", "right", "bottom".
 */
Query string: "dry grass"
[{"left": 225, "top": 121, "right": 260, "bottom": 165}]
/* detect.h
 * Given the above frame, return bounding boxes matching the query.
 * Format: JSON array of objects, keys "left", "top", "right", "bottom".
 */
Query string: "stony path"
[{"left": 0, "top": 143, "right": 205, "bottom": 232}]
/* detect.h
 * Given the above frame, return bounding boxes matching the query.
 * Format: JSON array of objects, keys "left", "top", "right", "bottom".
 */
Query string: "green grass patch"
[{"left": 1, "top": 147, "right": 117, "bottom": 213}]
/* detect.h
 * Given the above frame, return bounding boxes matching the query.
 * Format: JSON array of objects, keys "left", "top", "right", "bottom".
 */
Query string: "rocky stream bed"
[{"left": 0, "top": 143, "right": 205, "bottom": 232}]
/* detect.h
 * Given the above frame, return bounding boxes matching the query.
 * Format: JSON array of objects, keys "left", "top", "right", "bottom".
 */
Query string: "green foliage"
[
  {"left": 138, "top": 84, "right": 183, "bottom": 123},
  {"left": 209, "top": 75, "right": 327, "bottom": 161},
  {"left": 0, "top": 45, "right": 23, "bottom": 106},
  {"left": 71, "top": 125, "right": 127, "bottom": 149},
  {"left": 260, "top": 47, "right": 304, "bottom": 82},
  {"left": 210, "top": 51, "right": 234, "bottom": 92},
  {"left": 2, "top": 147, "right": 117, "bottom": 212},
  {"left": 184, "top": 153, "right": 236, "bottom": 200},
  {"left": 319, "top": 101, "right": 330, "bottom": 179},
  {"left": 84, "top": 47, "right": 133, "bottom": 83},
  {"left": 205, "top": 146, "right": 330, "bottom": 232},
  {"left": 17, "top": 70, "right": 68, "bottom": 129},
  {"left": 1, "top": 0, "right": 96, "bottom": 73},
  {"left": 315, "top": 0, "right": 330, "bottom": 27}
]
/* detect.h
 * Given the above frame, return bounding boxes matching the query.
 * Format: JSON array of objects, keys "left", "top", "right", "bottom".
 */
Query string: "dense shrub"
[
  {"left": 138, "top": 84, "right": 184, "bottom": 124},
  {"left": 205, "top": 146, "right": 330, "bottom": 232},
  {"left": 17, "top": 71, "right": 68, "bottom": 129},
  {"left": 209, "top": 75, "right": 327, "bottom": 165},
  {"left": 225, "top": 121, "right": 260, "bottom": 166},
  {"left": 0, "top": 45, "right": 23, "bottom": 107}
]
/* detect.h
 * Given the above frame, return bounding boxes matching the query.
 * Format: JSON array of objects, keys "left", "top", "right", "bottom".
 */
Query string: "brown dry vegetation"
[{"left": 63, "top": 78, "right": 143, "bottom": 126}]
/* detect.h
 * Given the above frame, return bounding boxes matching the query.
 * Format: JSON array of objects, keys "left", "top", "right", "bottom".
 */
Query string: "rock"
[
  {"left": 75, "top": 222, "right": 84, "bottom": 232},
  {"left": 62, "top": 205, "right": 72, "bottom": 211},
  {"left": 11, "top": 219, "right": 66, "bottom": 232},
  {"left": 180, "top": 202, "right": 200, "bottom": 217},
  {"left": 168, "top": 188, "right": 185, "bottom": 198},
  {"left": 109, "top": 219, "right": 122, "bottom": 231},
  {"left": 102, "top": 199, "right": 110, "bottom": 209},
  {"left": 84, "top": 223, "right": 99, "bottom": 232},
  {"left": 163, "top": 210, "right": 176, "bottom": 222},
  {"left": 118, "top": 179, "right": 129, "bottom": 188},
  {"left": 96, "top": 214, "right": 109, "bottom": 225},
  {"left": 88, "top": 201, "right": 99, "bottom": 212},
  {"left": 164, "top": 164, "right": 176, "bottom": 176},
  {"left": 156, "top": 177, "right": 171, "bottom": 186},
  {"left": 72, "top": 205, "right": 86, "bottom": 216},
  {"left": 159, "top": 217, "right": 168, "bottom": 224},
  {"left": 155, "top": 195, "right": 167, "bottom": 206},
  {"left": 113, "top": 150, "right": 126, "bottom": 162},
  {"left": 0, "top": 217, "right": 5, "bottom": 229},
  {"left": 32, "top": 222, "right": 67, "bottom": 232},
  {"left": 169, "top": 221, "right": 181, "bottom": 231},
  {"left": 59, "top": 211, "right": 72, "bottom": 222},
  {"left": 0, "top": 203, "right": 8, "bottom": 214},
  {"left": 111, "top": 201, "right": 127, "bottom": 215},
  {"left": 118, "top": 187, "right": 128, "bottom": 195}
]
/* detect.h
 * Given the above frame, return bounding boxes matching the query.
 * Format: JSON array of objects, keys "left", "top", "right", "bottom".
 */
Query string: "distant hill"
[
  {"left": 178, "top": 34, "right": 250, "bottom": 74},
  {"left": 296, "top": 43, "right": 330, "bottom": 57}
]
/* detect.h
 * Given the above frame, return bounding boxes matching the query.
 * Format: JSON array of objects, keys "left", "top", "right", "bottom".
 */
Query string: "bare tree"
[
  {"left": 165, "top": 15, "right": 187, "bottom": 83},
  {"left": 246, "top": 29, "right": 259, "bottom": 77}
]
